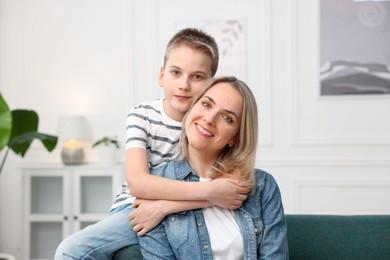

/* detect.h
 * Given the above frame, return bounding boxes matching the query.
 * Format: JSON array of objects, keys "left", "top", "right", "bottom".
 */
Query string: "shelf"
[{"left": 22, "top": 164, "right": 124, "bottom": 260}]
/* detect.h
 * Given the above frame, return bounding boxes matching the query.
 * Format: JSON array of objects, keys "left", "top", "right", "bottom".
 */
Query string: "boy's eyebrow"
[
  {"left": 167, "top": 65, "right": 209, "bottom": 75},
  {"left": 203, "top": 96, "right": 239, "bottom": 119}
]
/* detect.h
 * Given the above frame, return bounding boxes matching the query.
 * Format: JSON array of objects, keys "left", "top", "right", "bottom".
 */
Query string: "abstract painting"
[{"left": 320, "top": 0, "right": 390, "bottom": 95}]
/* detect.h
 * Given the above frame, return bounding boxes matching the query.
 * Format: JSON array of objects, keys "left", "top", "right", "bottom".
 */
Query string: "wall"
[{"left": 1, "top": 0, "right": 390, "bottom": 258}]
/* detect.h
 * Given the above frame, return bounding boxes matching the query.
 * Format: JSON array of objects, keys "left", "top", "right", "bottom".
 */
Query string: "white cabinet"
[{"left": 21, "top": 164, "right": 124, "bottom": 260}]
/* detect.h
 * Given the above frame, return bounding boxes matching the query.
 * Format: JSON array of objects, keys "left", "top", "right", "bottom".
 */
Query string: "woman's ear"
[{"left": 228, "top": 140, "right": 235, "bottom": 148}]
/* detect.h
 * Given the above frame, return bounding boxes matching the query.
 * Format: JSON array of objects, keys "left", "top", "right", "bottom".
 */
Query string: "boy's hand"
[
  {"left": 208, "top": 178, "right": 249, "bottom": 209},
  {"left": 129, "top": 199, "right": 167, "bottom": 236}
]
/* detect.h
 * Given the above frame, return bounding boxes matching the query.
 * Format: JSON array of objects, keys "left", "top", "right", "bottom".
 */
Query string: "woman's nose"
[{"left": 203, "top": 112, "right": 216, "bottom": 125}]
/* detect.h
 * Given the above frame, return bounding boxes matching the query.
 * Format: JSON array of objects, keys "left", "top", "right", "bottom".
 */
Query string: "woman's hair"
[
  {"left": 180, "top": 76, "right": 258, "bottom": 189},
  {"left": 164, "top": 28, "right": 219, "bottom": 76}
]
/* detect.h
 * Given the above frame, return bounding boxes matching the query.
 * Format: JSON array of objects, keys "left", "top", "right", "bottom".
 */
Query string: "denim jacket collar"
[{"left": 172, "top": 159, "right": 198, "bottom": 181}]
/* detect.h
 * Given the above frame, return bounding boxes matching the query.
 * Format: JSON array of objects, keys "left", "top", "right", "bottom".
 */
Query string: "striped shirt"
[{"left": 110, "top": 98, "right": 182, "bottom": 211}]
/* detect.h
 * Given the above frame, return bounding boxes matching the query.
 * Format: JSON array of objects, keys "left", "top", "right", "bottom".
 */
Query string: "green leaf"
[
  {"left": 0, "top": 96, "right": 58, "bottom": 175},
  {"left": 11, "top": 109, "right": 38, "bottom": 135},
  {"left": 92, "top": 136, "right": 120, "bottom": 149},
  {"left": 9, "top": 110, "right": 39, "bottom": 156},
  {"left": 9, "top": 132, "right": 58, "bottom": 157},
  {"left": 0, "top": 94, "right": 12, "bottom": 150}
]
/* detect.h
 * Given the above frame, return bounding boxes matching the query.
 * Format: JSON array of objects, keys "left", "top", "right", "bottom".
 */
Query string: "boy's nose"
[{"left": 178, "top": 77, "right": 191, "bottom": 91}]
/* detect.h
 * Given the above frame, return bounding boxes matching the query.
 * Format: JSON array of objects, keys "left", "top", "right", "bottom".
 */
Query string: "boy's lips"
[
  {"left": 195, "top": 123, "right": 214, "bottom": 137},
  {"left": 175, "top": 95, "right": 191, "bottom": 101}
]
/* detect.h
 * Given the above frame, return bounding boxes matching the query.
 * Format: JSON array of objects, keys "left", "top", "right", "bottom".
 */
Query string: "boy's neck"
[{"left": 163, "top": 98, "right": 185, "bottom": 122}]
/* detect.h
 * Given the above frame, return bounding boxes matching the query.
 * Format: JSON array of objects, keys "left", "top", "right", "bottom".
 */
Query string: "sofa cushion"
[{"left": 286, "top": 214, "right": 390, "bottom": 260}]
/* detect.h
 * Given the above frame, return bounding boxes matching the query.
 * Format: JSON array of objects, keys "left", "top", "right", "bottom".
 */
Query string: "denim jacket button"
[
  {"left": 170, "top": 216, "right": 176, "bottom": 221},
  {"left": 197, "top": 222, "right": 203, "bottom": 227},
  {"left": 203, "top": 244, "right": 209, "bottom": 250}
]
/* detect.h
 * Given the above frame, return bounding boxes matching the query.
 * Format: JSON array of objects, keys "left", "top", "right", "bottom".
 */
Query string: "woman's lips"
[{"left": 196, "top": 123, "right": 214, "bottom": 137}]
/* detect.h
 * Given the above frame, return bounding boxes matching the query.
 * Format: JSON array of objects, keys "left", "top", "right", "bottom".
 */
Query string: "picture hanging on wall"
[
  {"left": 320, "top": 0, "right": 390, "bottom": 96},
  {"left": 176, "top": 20, "right": 246, "bottom": 80}
]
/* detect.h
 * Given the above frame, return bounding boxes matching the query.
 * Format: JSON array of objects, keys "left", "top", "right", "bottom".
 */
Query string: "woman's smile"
[{"left": 195, "top": 123, "right": 214, "bottom": 137}]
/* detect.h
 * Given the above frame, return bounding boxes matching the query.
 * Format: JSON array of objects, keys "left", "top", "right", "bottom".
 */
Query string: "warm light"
[
  {"left": 57, "top": 115, "right": 89, "bottom": 165},
  {"left": 63, "top": 139, "right": 82, "bottom": 149}
]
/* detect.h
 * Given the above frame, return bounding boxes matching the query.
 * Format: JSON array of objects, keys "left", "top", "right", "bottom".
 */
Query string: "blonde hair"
[
  {"left": 164, "top": 28, "right": 219, "bottom": 76},
  {"left": 180, "top": 76, "right": 258, "bottom": 189}
]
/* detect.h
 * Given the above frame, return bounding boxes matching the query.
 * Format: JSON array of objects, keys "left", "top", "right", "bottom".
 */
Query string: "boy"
[{"left": 55, "top": 28, "right": 248, "bottom": 259}]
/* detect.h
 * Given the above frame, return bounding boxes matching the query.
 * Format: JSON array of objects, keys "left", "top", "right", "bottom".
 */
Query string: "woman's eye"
[
  {"left": 201, "top": 101, "right": 210, "bottom": 108},
  {"left": 222, "top": 115, "right": 233, "bottom": 123}
]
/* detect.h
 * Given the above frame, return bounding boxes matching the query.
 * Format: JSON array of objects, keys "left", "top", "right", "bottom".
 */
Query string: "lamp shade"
[{"left": 57, "top": 115, "right": 89, "bottom": 141}]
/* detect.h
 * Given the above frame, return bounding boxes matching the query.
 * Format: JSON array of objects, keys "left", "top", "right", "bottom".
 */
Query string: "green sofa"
[
  {"left": 286, "top": 214, "right": 390, "bottom": 260},
  {"left": 113, "top": 214, "right": 390, "bottom": 259}
]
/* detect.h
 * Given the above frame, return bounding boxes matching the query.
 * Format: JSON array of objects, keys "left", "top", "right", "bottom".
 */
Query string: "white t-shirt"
[{"left": 200, "top": 177, "right": 244, "bottom": 260}]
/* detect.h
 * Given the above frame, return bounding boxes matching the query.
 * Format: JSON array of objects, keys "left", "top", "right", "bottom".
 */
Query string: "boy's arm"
[
  {"left": 126, "top": 148, "right": 248, "bottom": 209},
  {"left": 129, "top": 199, "right": 212, "bottom": 236}
]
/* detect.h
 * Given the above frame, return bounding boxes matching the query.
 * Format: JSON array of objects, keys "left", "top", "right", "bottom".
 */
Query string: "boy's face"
[{"left": 159, "top": 44, "right": 213, "bottom": 122}]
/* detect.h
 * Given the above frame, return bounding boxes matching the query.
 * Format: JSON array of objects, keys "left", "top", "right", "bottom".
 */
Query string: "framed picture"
[
  {"left": 176, "top": 20, "right": 246, "bottom": 80},
  {"left": 320, "top": 0, "right": 390, "bottom": 96}
]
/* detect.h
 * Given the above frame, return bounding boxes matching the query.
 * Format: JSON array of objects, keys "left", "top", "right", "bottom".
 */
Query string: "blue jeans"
[{"left": 54, "top": 205, "right": 138, "bottom": 260}]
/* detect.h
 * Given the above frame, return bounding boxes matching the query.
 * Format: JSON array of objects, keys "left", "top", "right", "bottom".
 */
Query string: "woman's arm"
[
  {"left": 126, "top": 148, "right": 248, "bottom": 209},
  {"left": 257, "top": 171, "right": 289, "bottom": 259}
]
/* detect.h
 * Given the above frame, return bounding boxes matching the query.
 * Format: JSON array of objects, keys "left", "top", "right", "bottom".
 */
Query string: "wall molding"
[
  {"left": 290, "top": 0, "right": 390, "bottom": 146},
  {"left": 256, "top": 157, "right": 390, "bottom": 167},
  {"left": 293, "top": 179, "right": 390, "bottom": 214}
]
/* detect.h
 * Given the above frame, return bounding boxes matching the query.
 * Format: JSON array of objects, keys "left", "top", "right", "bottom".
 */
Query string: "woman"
[{"left": 128, "top": 76, "right": 289, "bottom": 259}]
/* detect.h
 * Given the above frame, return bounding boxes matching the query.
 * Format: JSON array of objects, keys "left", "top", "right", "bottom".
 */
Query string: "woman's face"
[{"left": 185, "top": 82, "right": 243, "bottom": 156}]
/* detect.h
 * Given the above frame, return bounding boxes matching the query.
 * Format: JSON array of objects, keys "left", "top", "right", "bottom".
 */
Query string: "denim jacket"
[{"left": 139, "top": 160, "right": 289, "bottom": 260}]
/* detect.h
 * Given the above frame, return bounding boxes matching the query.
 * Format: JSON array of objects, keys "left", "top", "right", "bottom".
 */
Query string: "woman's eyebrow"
[
  {"left": 203, "top": 95, "right": 239, "bottom": 119},
  {"left": 204, "top": 96, "right": 215, "bottom": 104}
]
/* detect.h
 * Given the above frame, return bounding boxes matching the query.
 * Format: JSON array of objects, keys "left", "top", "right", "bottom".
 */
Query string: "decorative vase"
[{"left": 96, "top": 146, "right": 117, "bottom": 165}]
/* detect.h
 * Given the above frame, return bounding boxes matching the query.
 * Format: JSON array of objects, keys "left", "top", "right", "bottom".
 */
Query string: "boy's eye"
[
  {"left": 193, "top": 74, "right": 204, "bottom": 81},
  {"left": 172, "top": 70, "right": 181, "bottom": 77}
]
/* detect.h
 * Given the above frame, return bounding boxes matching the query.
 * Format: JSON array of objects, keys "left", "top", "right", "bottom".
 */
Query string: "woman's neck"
[{"left": 187, "top": 148, "right": 218, "bottom": 178}]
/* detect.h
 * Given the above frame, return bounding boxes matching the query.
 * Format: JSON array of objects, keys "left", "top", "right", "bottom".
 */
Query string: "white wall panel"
[
  {"left": 1, "top": 0, "right": 390, "bottom": 257},
  {"left": 295, "top": 180, "right": 390, "bottom": 214},
  {"left": 259, "top": 159, "right": 390, "bottom": 214},
  {"left": 291, "top": 0, "right": 390, "bottom": 146},
  {"left": 0, "top": 0, "right": 131, "bottom": 257}
]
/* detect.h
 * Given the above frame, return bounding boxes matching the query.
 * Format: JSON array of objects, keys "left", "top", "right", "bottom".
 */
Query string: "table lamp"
[{"left": 57, "top": 115, "right": 88, "bottom": 165}]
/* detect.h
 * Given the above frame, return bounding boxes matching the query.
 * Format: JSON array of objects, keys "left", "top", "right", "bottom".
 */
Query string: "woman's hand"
[
  {"left": 128, "top": 199, "right": 167, "bottom": 236},
  {"left": 208, "top": 178, "right": 249, "bottom": 209}
]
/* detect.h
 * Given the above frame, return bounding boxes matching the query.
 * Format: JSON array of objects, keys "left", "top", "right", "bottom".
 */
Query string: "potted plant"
[
  {"left": 0, "top": 93, "right": 58, "bottom": 176},
  {"left": 92, "top": 136, "right": 120, "bottom": 165}
]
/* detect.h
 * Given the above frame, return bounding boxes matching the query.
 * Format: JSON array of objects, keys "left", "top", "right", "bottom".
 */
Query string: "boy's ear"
[{"left": 158, "top": 67, "right": 165, "bottom": 87}]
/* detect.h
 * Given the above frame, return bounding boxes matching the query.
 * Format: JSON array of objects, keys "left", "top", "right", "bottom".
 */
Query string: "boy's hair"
[
  {"left": 180, "top": 76, "right": 258, "bottom": 189},
  {"left": 164, "top": 28, "right": 219, "bottom": 76}
]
